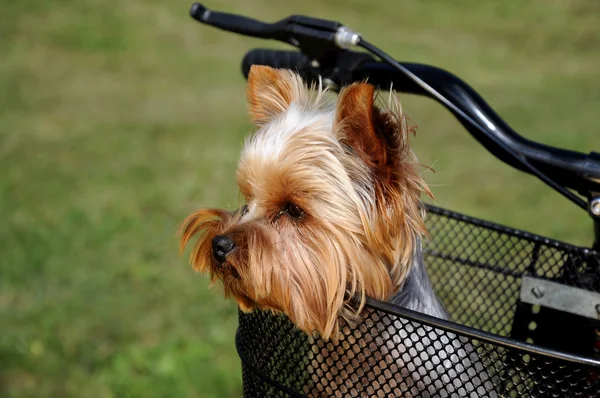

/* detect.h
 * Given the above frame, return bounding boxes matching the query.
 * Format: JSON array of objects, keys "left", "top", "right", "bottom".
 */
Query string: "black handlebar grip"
[
  {"left": 190, "top": 3, "right": 274, "bottom": 39},
  {"left": 242, "top": 49, "right": 311, "bottom": 78}
]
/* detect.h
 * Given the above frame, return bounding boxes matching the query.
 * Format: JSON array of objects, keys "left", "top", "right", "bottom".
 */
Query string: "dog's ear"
[
  {"left": 335, "top": 82, "right": 432, "bottom": 269},
  {"left": 335, "top": 82, "right": 415, "bottom": 185},
  {"left": 246, "top": 65, "right": 306, "bottom": 126}
]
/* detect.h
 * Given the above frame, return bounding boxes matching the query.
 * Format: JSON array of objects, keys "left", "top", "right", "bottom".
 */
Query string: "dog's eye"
[
  {"left": 284, "top": 202, "right": 305, "bottom": 219},
  {"left": 239, "top": 205, "right": 248, "bottom": 216}
]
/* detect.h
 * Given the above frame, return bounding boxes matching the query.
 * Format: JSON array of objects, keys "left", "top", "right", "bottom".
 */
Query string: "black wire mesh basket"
[{"left": 235, "top": 204, "right": 600, "bottom": 397}]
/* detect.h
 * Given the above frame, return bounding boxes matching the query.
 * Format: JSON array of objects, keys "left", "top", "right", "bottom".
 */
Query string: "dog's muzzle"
[{"left": 212, "top": 234, "right": 235, "bottom": 264}]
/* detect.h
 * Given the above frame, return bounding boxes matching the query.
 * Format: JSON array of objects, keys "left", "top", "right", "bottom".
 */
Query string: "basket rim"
[
  {"left": 364, "top": 297, "right": 600, "bottom": 368},
  {"left": 236, "top": 298, "right": 600, "bottom": 371}
]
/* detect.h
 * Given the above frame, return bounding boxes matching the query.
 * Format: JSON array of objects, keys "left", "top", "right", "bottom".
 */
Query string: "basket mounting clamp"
[{"left": 520, "top": 276, "right": 600, "bottom": 320}]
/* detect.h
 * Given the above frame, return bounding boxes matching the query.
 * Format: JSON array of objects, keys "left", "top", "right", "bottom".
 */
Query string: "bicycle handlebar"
[{"left": 191, "top": 3, "right": 600, "bottom": 215}]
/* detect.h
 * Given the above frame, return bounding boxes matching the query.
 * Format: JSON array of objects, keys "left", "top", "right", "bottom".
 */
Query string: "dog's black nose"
[{"left": 212, "top": 235, "right": 235, "bottom": 264}]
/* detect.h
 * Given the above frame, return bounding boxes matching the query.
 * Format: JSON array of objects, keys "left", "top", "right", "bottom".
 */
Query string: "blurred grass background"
[{"left": 1, "top": 0, "right": 599, "bottom": 397}]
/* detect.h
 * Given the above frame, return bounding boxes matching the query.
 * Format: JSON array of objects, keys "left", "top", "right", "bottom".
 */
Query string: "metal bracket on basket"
[{"left": 520, "top": 276, "right": 600, "bottom": 320}]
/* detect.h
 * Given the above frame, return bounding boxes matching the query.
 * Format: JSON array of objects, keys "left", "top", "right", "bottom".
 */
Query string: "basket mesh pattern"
[{"left": 236, "top": 206, "right": 600, "bottom": 397}]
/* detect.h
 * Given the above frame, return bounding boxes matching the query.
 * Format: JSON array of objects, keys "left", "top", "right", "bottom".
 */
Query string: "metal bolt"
[
  {"left": 334, "top": 26, "right": 361, "bottom": 49},
  {"left": 590, "top": 197, "right": 600, "bottom": 217},
  {"left": 532, "top": 287, "right": 545, "bottom": 299}
]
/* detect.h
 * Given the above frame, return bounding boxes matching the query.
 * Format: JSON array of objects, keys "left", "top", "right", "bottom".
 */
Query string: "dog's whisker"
[{"left": 421, "top": 159, "right": 439, "bottom": 174}]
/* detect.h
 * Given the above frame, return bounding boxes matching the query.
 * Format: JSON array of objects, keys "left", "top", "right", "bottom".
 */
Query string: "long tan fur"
[{"left": 179, "top": 65, "right": 431, "bottom": 341}]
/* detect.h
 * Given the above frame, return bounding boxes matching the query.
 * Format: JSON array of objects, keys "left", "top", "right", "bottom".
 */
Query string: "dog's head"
[{"left": 180, "top": 66, "right": 431, "bottom": 340}]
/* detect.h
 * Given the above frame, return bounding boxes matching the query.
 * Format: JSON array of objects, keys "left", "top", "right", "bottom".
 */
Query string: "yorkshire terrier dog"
[{"left": 180, "top": 66, "right": 496, "bottom": 397}]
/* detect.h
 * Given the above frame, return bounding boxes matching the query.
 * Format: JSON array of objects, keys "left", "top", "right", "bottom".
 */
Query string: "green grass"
[{"left": 1, "top": 0, "right": 599, "bottom": 397}]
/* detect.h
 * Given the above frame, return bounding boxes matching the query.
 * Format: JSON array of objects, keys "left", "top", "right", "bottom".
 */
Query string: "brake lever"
[{"left": 189, "top": 3, "right": 360, "bottom": 60}]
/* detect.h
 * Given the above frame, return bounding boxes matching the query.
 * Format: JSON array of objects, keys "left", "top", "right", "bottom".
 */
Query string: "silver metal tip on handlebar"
[
  {"left": 334, "top": 26, "right": 360, "bottom": 49},
  {"left": 590, "top": 197, "right": 600, "bottom": 216}
]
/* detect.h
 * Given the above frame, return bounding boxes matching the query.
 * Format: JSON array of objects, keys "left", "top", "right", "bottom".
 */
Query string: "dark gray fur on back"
[{"left": 391, "top": 240, "right": 448, "bottom": 320}]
